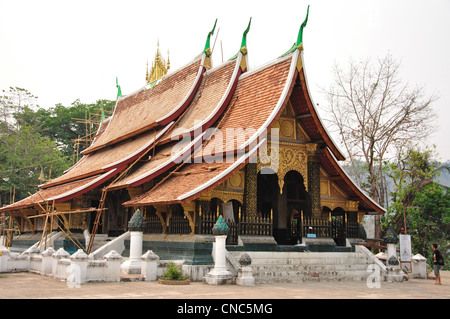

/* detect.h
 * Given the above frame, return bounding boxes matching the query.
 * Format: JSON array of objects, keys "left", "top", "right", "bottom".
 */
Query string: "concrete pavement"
[{"left": 0, "top": 271, "right": 448, "bottom": 299}]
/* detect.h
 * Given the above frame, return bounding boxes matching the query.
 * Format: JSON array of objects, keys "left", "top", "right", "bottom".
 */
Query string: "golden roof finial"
[
  {"left": 146, "top": 40, "right": 170, "bottom": 85},
  {"left": 167, "top": 49, "right": 170, "bottom": 70}
]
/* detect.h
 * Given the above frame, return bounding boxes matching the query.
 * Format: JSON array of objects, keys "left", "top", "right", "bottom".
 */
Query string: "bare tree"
[{"left": 323, "top": 54, "right": 438, "bottom": 206}]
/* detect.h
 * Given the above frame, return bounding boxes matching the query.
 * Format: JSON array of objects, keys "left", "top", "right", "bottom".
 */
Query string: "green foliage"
[
  {"left": 0, "top": 86, "right": 115, "bottom": 205},
  {"left": 384, "top": 144, "right": 449, "bottom": 263},
  {"left": 0, "top": 125, "right": 69, "bottom": 204},
  {"left": 37, "top": 99, "right": 115, "bottom": 158},
  {"left": 162, "top": 262, "right": 188, "bottom": 281}
]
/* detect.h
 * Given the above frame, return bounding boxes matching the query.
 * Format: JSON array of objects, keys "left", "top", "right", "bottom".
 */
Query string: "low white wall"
[{"left": 0, "top": 247, "right": 122, "bottom": 284}]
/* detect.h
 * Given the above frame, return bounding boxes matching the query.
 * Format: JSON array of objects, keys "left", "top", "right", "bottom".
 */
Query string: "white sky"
[{"left": 1, "top": 0, "right": 449, "bottom": 161}]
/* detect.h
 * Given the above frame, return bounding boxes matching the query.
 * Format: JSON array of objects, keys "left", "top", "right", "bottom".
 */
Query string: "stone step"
[
  {"left": 251, "top": 263, "right": 369, "bottom": 272},
  {"left": 252, "top": 267, "right": 371, "bottom": 283},
  {"left": 230, "top": 256, "right": 369, "bottom": 266},
  {"left": 253, "top": 272, "right": 370, "bottom": 283},
  {"left": 228, "top": 251, "right": 373, "bottom": 283}
]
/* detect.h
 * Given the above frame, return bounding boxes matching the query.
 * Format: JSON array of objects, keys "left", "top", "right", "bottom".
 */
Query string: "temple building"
[{"left": 0, "top": 11, "right": 385, "bottom": 259}]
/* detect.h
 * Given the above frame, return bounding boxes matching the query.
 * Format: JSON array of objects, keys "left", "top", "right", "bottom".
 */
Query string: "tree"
[
  {"left": 409, "top": 183, "right": 450, "bottom": 261},
  {"left": 384, "top": 145, "right": 449, "bottom": 260},
  {"left": 0, "top": 125, "right": 69, "bottom": 205},
  {"left": 0, "top": 88, "right": 69, "bottom": 205},
  {"left": 323, "top": 54, "right": 438, "bottom": 207},
  {"left": 37, "top": 99, "right": 115, "bottom": 159}
]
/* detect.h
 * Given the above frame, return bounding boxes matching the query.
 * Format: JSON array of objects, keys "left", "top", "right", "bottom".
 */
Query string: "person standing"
[{"left": 432, "top": 243, "right": 443, "bottom": 285}]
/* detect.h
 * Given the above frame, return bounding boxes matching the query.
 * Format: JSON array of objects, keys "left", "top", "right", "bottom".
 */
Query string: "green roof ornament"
[
  {"left": 229, "top": 17, "right": 252, "bottom": 61},
  {"left": 296, "top": 5, "right": 309, "bottom": 47},
  {"left": 279, "top": 5, "right": 310, "bottom": 58},
  {"left": 203, "top": 19, "right": 218, "bottom": 57},
  {"left": 116, "top": 77, "right": 122, "bottom": 99},
  {"left": 240, "top": 17, "right": 252, "bottom": 54}
]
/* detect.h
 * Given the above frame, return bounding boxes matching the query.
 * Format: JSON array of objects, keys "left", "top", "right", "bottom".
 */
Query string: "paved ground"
[{"left": 0, "top": 271, "right": 448, "bottom": 300}]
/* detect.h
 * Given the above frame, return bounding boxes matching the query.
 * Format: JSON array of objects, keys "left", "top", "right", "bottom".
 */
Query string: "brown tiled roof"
[
  {"left": 83, "top": 56, "right": 204, "bottom": 154},
  {"left": 196, "top": 55, "right": 294, "bottom": 160},
  {"left": 166, "top": 59, "right": 238, "bottom": 142},
  {"left": 123, "top": 155, "right": 247, "bottom": 206},
  {"left": 41, "top": 128, "right": 164, "bottom": 188},
  {"left": 124, "top": 54, "right": 297, "bottom": 206},
  {"left": 108, "top": 143, "right": 175, "bottom": 190},
  {"left": 110, "top": 57, "right": 243, "bottom": 190},
  {"left": 0, "top": 173, "right": 114, "bottom": 212}
]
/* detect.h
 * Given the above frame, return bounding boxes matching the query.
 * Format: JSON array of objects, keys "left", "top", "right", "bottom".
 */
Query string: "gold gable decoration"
[{"left": 146, "top": 41, "right": 170, "bottom": 85}]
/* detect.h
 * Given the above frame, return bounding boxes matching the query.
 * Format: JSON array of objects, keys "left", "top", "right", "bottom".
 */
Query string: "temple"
[{"left": 0, "top": 10, "right": 385, "bottom": 261}]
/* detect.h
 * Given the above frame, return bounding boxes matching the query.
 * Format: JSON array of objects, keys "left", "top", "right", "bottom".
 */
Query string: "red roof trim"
[{"left": 321, "top": 147, "right": 386, "bottom": 214}]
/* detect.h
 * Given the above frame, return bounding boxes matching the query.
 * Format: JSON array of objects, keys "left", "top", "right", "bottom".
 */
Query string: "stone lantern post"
[
  {"left": 120, "top": 209, "right": 144, "bottom": 275},
  {"left": 383, "top": 225, "right": 399, "bottom": 268},
  {"left": 383, "top": 225, "right": 406, "bottom": 282},
  {"left": 204, "top": 215, "right": 234, "bottom": 285}
]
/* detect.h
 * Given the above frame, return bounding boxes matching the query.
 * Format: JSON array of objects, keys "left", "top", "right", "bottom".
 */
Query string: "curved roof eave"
[
  {"left": 82, "top": 55, "right": 207, "bottom": 155},
  {"left": 237, "top": 50, "right": 299, "bottom": 152},
  {"left": 322, "top": 147, "right": 386, "bottom": 215},
  {"left": 117, "top": 53, "right": 246, "bottom": 189},
  {"left": 297, "top": 50, "right": 346, "bottom": 161}
]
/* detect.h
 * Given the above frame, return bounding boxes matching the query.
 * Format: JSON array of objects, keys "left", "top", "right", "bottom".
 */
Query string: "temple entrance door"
[
  {"left": 257, "top": 169, "right": 280, "bottom": 241},
  {"left": 285, "top": 171, "right": 307, "bottom": 245},
  {"left": 331, "top": 207, "right": 346, "bottom": 246}
]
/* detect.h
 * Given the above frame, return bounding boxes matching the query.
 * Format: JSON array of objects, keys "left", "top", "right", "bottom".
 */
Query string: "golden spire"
[{"left": 146, "top": 40, "right": 170, "bottom": 85}]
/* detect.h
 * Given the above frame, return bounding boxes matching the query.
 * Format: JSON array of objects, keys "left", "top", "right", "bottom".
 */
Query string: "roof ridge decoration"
[
  {"left": 146, "top": 40, "right": 170, "bottom": 88},
  {"left": 110, "top": 21, "right": 252, "bottom": 190},
  {"left": 203, "top": 19, "right": 218, "bottom": 69},
  {"left": 229, "top": 17, "right": 252, "bottom": 72},
  {"left": 116, "top": 77, "right": 122, "bottom": 99},
  {"left": 279, "top": 5, "right": 309, "bottom": 59}
]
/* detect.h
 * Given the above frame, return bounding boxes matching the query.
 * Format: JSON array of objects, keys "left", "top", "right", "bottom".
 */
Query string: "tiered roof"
[{"left": 0, "top": 13, "right": 385, "bottom": 215}]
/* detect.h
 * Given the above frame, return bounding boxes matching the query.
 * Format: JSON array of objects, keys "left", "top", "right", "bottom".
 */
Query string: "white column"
[
  {"left": 120, "top": 231, "right": 143, "bottom": 274},
  {"left": 104, "top": 250, "right": 122, "bottom": 282},
  {"left": 0, "top": 247, "right": 10, "bottom": 273},
  {"left": 213, "top": 235, "right": 228, "bottom": 272},
  {"left": 141, "top": 250, "right": 159, "bottom": 281},
  {"left": 69, "top": 249, "right": 89, "bottom": 286},
  {"left": 204, "top": 235, "right": 233, "bottom": 285},
  {"left": 41, "top": 247, "right": 56, "bottom": 276}
]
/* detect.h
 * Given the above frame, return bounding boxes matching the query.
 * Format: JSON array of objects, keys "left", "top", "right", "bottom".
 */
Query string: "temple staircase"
[{"left": 227, "top": 250, "right": 374, "bottom": 283}]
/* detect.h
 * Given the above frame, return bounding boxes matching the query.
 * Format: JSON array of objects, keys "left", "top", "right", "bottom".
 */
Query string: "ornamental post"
[
  {"left": 204, "top": 215, "right": 234, "bottom": 285},
  {"left": 120, "top": 209, "right": 144, "bottom": 275}
]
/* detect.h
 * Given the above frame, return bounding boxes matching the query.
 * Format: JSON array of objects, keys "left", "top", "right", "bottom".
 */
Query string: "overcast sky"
[{"left": 1, "top": 0, "right": 449, "bottom": 161}]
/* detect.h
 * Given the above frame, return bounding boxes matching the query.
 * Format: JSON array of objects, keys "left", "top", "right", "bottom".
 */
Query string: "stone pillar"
[
  {"left": 412, "top": 254, "right": 427, "bottom": 279},
  {"left": 121, "top": 209, "right": 144, "bottom": 275},
  {"left": 141, "top": 250, "right": 160, "bottom": 281},
  {"left": 41, "top": 247, "right": 56, "bottom": 276},
  {"left": 204, "top": 216, "right": 234, "bottom": 285},
  {"left": 104, "top": 250, "right": 122, "bottom": 282},
  {"left": 52, "top": 248, "right": 70, "bottom": 278},
  {"left": 0, "top": 247, "right": 10, "bottom": 273},
  {"left": 383, "top": 225, "right": 406, "bottom": 282},
  {"left": 236, "top": 253, "right": 255, "bottom": 286},
  {"left": 244, "top": 163, "right": 257, "bottom": 218},
  {"left": 69, "top": 249, "right": 89, "bottom": 286}
]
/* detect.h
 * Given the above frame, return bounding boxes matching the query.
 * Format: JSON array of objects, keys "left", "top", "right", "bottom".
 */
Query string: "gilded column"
[
  {"left": 244, "top": 163, "right": 257, "bottom": 218},
  {"left": 307, "top": 151, "right": 321, "bottom": 219}
]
